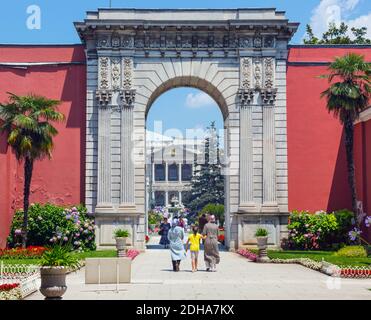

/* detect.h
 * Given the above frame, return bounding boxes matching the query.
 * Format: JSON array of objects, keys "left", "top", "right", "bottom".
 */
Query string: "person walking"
[
  {"left": 202, "top": 215, "right": 220, "bottom": 272},
  {"left": 167, "top": 219, "right": 186, "bottom": 271},
  {"left": 159, "top": 217, "right": 171, "bottom": 248},
  {"left": 186, "top": 225, "right": 203, "bottom": 273},
  {"left": 198, "top": 213, "right": 208, "bottom": 234}
]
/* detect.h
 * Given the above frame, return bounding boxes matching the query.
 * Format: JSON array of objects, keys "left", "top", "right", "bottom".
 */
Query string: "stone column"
[
  {"left": 95, "top": 56, "right": 114, "bottom": 213},
  {"left": 178, "top": 163, "right": 182, "bottom": 182},
  {"left": 118, "top": 89, "right": 136, "bottom": 213},
  {"left": 178, "top": 191, "right": 182, "bottom": 206},
  {"left": 165, "top": 162, "right": 168, "bottom": 181},
  {"left": 238, "top": 57, "right": 257, "bottom": 213},
  {"left": 96, "top": 99, "right": 114, "bottom": 212},
  {"left": 165, "top": 191, "right": 169, "bottom": 206}
]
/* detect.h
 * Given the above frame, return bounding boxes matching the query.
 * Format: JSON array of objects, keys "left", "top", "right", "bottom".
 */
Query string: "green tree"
[
  {"left": 200, "top": 203, "right": 225, "bottom": 226},
  {"left": 0, "top": 93, "right": 64, "bottom": 248},
  {"left": 184, "top": 122, "right": 224, "bottom": 212},
  {"left": 320, "top": 54, "right": 370, "bottom": 225},
  {"left": 304, "top": 22, "right": 371, "bottom": 44}
]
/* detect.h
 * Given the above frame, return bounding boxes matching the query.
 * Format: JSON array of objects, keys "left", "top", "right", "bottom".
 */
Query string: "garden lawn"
[
  {"left": 266, "top": 250, "right": 371, "bottom": 267},
  {"left": 0, "top": 250, "right": 117, "bottom": 265}
]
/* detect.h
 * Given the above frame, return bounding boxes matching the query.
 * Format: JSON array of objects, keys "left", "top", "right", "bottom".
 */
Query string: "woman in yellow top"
[{"left": 186, "top": 226, "right": 205, "bottom": 273}]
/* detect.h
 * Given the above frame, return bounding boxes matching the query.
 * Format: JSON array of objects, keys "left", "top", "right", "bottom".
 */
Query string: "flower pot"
[
  {"left": 39, "top": 267, "right": 67, "bottom": 300},
  {"left": 256, "top": 236, "right": 270, "bottom": 262},
  {"left": 256, "top": 236, "right": 268, "bottom": 249},
  {"left": 115, "top": 237, "right": 127, "bottom": 251}
]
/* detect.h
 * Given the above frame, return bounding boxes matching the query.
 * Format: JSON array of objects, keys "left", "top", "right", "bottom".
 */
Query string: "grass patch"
[
  {"left": 0, "top": 250, "right": 117, "bottom": 265},
  {"left": 266, "top": 250, "right": 371, "bottom": 267}
]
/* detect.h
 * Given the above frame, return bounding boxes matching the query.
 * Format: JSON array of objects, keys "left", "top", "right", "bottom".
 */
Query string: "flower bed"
[
  {"left": 0, "top": 246, "right": 47, "bottom": 259},
  {"left": 126, "top": 249, "right": 140, "bottom": 260},
  {"left": 236, "top": 249, "right": 257, "bottom": 262},
  {"left": 237, "top": 250, "right": 371, "bottom": 278},
  {"left": 0, "top": 283, "right": 22, "bottom": 300}
]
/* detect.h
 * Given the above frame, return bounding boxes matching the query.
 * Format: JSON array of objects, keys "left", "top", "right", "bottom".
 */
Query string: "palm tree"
[
  {"left": 0, "top": 93, "right": 64, "bottom": 248},
  {"left": 321, "top": 53, "right": 370, "bottom": 226}
]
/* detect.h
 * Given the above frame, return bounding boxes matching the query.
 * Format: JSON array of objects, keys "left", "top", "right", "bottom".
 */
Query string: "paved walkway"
[{"left": 27, "top": 237, "right": 371, "bottom": 300}]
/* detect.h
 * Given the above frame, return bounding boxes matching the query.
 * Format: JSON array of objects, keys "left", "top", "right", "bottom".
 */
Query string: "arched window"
[{"left": 168, "top": 163, "right": 179, "bottom": 181}]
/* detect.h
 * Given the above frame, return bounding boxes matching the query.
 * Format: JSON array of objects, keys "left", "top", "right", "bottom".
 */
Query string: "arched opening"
[{"left": 145, "top": 83, "right": 228, "bottom": 242}]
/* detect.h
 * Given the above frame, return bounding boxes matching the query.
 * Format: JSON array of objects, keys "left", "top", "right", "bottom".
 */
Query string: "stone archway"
[{"left": 75, "top": 8, "right": 298, "bottom": 250}]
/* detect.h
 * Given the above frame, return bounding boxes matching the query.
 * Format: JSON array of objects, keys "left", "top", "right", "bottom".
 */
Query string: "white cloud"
[
  {"left": 307, "top": 0, "right": 370, "bottom": 39},
  {"left": 185, "top": 92, "right": 216, "bottom": 108}
]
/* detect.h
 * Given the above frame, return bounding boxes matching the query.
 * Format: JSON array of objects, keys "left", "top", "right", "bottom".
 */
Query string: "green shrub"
[
  {"left": 335, "top": 245, "right": 367, "bottom": 258},
  {"left": 287, "top": 210, "right": 339, "bottom": 250},
  {"left": 200, "top": 203, "right": 225, "bottom": 225},
  {"left": 8, "top": 203, "right": 96, "bottom": 251},
  {"left": 333, "top": 209, "right": 354, "bottom": 244},
  {"left": 255, "top": 228, "right": 268, "bottom": 237},
  {"left": 40, "top": 243, "right": 81, "bottom": 268},
  {"left": 148, "top": 211, "right": 162, "bottom": 225},
  {"left": 113, "top": 229, "right": 130, "bottom": 238}
]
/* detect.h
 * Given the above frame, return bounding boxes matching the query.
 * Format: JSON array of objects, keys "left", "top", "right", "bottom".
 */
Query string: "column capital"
[
  {"left": 96, "top": 90, "right": 112, "bottom": 106},
  {"left": 238, "top": 88, "right": 254, "bottom": 107},
  {"left": 119, "top": 89, "right": 136, "bottom": 108},
  {"left": 261, "top": 88, "right": 277, "bottom": 105}
]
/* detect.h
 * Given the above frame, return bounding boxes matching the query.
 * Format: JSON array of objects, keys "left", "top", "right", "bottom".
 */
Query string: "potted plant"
[
  {"left": 114, "top": 229, "right": 130, "bottom": 252},
  {"left": 39, "top": 244, "right": 80, "bottom": 300},
  {"left": 255, "top": 228, "right": 270, "bottom": 262}
]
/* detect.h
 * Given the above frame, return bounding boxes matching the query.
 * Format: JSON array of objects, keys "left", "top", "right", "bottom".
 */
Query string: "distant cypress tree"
[{"left": 184, "top": 122, "right": 224, "bottom": 212}]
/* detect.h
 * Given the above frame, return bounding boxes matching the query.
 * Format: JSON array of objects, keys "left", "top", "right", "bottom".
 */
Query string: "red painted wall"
[
  {"left": 287, "top": 46, "right": 371, "bottom": 215},
  {"left": 354, "top": 117, "right": 371, "bottom": 241},
  {"left": 0, "top": 45, "right": 86, "bottom": 248}
]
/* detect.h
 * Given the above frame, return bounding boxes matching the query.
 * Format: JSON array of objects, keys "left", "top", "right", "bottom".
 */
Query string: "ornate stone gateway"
[{"left": 75, "top": 8, "right": 298, "bottom": 250}]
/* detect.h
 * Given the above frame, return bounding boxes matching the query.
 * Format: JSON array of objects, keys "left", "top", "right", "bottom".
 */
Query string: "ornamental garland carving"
[
  {"left": 239, "top": 57, "right": 277, "bottom": 106},
  {"left": 99, "top": 57, "right": 110, "bottom": 90},
  {"left": 241, "top": 58, "right": 252, "bottom": 90},
  {"left": 122, "top": 58, "right": 133, "bottom": 90},
  {"left": 111, "top": 58, "right": 121, "bottom": 90}
]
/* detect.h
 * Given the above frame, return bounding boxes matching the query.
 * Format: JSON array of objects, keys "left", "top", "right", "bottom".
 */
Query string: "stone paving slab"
[{"left": 26, "top": 245, "right": 371, "bottom": 300}]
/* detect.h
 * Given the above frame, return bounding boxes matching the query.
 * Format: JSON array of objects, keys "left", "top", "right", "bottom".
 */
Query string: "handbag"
[{"left": 158, "top": 229, "right": 163, "bottom": 236}]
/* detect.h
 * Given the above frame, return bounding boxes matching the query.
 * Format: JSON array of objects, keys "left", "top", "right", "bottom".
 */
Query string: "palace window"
[
  {"left": 155, "top": 164, "right": 165, "bottom": 181},
  {"left": 154, "top": 191, "right": 165, "bottom": 206},
  {"left": 168, "top": 163, "right": 179, "bottom": 181}
]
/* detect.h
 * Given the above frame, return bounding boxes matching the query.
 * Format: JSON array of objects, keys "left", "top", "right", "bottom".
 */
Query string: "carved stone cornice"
[
  {"left": 96, "top": 90, "right": 112, "bottom": 106},
  {"left": 119, "top": 89, "right": 136, "bottom": 108}
]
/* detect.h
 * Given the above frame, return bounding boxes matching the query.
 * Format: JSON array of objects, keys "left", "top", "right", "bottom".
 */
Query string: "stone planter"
[
  {"left": 39, "top": 267, "right": 67, "bottom": 300},
  {"left": 115, "top": 237, "right": 127, "bottom": 257},
  {"left": 256, "top": 236, "right": 270, "bottom": 262}
]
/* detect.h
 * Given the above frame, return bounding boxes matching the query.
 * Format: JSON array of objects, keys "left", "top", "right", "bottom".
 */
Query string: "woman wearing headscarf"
[
  {"left": 167, "top": 219, "right": 186, "bottom": 271},
  {"left": 202, "top": 215, "right": 220, "bottom": 272}
]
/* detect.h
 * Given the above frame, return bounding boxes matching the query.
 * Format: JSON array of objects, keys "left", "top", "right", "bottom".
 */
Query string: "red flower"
[{"left": 0, "top": 283, "right": 19, "bottom": 291}]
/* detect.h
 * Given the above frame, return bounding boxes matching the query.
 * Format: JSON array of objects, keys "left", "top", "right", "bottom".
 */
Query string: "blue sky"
[{"left": 2, "top": 1, "right": 370, "bottom": 135}]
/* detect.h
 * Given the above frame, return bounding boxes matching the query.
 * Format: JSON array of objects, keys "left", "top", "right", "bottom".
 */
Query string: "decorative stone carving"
[
  {"left": 96, "top": 90, "right": 112, "bottom": 106},
  {"left": 241, "top": 58, "right": 252, "bottom": 89},
  {"left": 239, "top": 37, "right": 250, "bottom": 48},
  {"left": 263, "top": 57, "right": 275, "bottom": 89},
  {"left": 122, "top": 36, "right": 134, "bottom": 48},
  {"left": 253, "top": 36, "right": 262, "bottom": 48},
  {"left": 238, "top": 88, "right": 254, "bottom": 106},
  {"left": 111, "top": 57, "right": 121, "bottom": 90},
  {"left": 97, "top": 37, "right": 109, "bottom": 48},
  {"left": 99, "top": 57, "right": 110, "bottom": 90},
  {"left": 264, "top": 36, "right": 275, "bottom": 48},
  {"left": 261, "top": 89, "right": 277, "bottom": 105},
  {"left": 253, "top": 58, "right": 263, "bottom": 90},
  {"left": 119, "top": 89, "right": 136, "bottom": 108},
  {"left": 122, "top": 58, "right": 133, "bottom": 90},
  {"left": 111, "top": 34, "right": 121, "bottom": 47}
]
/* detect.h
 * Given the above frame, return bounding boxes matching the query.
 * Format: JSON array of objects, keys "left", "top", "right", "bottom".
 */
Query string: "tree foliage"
[
  {"left": 184, "top": 122, "right": 224, "bottom": 212},
  {"left": 321, "top": 54, "right": 370, "bottom": 225},
  {"left": 304, "top": 22, "right": 371, "bottom": 45},
  {"left": 0, "top": 93, "right": 64, "bottom": 247}
]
